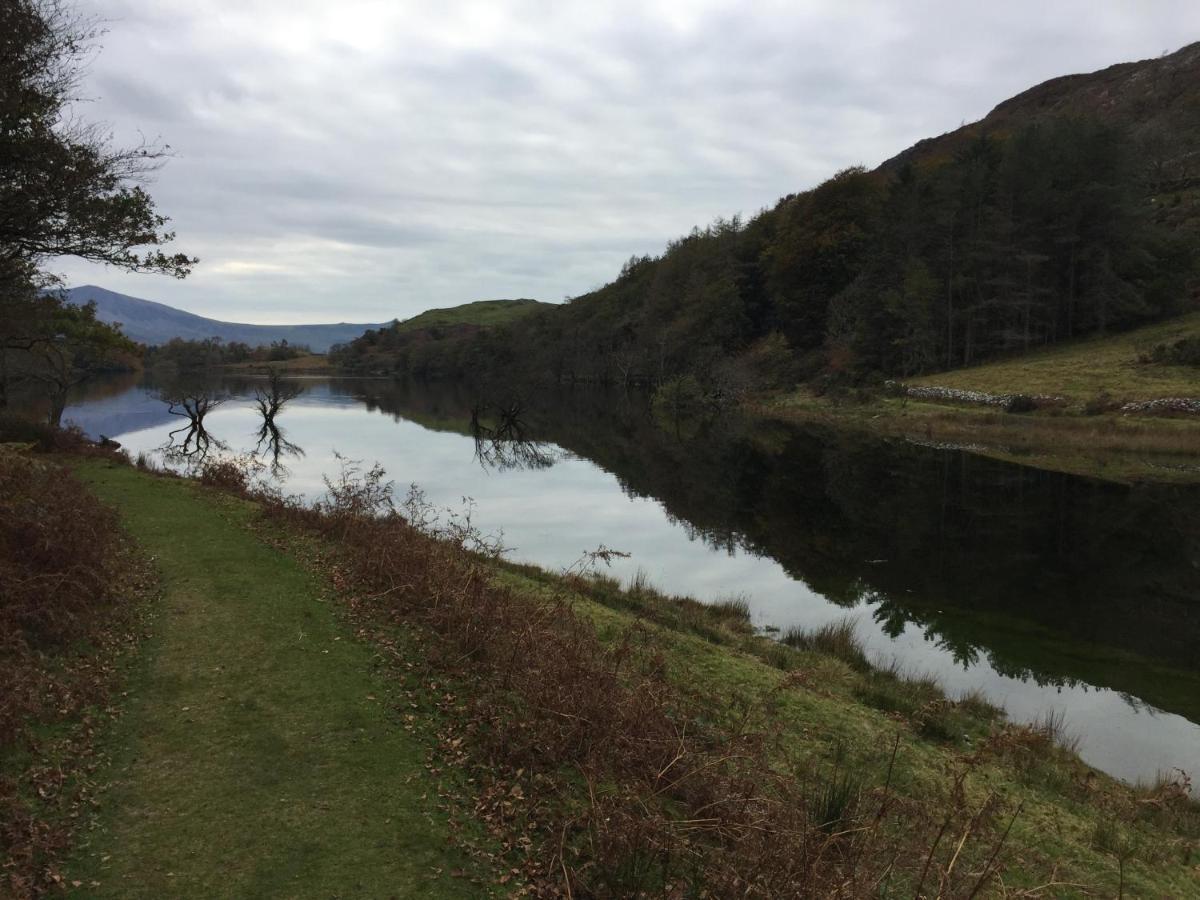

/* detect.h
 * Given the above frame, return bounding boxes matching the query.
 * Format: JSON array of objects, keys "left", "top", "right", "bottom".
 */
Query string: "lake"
[{"left": 57, "top": 372, "right": 1200, "bottom": 790}]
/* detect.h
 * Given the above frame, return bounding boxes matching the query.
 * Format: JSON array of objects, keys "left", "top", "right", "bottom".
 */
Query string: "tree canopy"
[
  {"left": 335, "top": 115, "right": 1195, "bottom": 391},
  {"left": 0, "top": 0, "right": 195, "bottom": 411}
]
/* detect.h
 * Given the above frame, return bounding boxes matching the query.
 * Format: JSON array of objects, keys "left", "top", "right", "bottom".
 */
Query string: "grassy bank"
[
  {"left": 768, "top": 314, "right": 1200, "bottom": 484},
  {"left": 906, "top": 312, "right": 1200, "bottom": 403},
  {"left": 7, "top": 450, "right": 1197, "bottom": 895}
]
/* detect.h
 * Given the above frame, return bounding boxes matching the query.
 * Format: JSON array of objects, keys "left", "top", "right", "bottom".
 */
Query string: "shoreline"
[{"left": 757, "top": 390, "right": 1200, "bottom": 485}]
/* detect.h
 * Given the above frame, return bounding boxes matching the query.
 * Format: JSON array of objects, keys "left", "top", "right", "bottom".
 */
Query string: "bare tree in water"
[
  {"left": 469, "top": 398, "right": 559, "bottom": 472},
  {"left": 159, "top": 388, "right": 228, "bottom": 464},
  {"left": 253, "top": 369, "right": 305, "bottom": 476}
]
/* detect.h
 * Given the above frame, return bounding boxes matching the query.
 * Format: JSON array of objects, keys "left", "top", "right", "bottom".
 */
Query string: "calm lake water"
[{"left": 58, "top": 373, "right": 1200, "bottom": 789}]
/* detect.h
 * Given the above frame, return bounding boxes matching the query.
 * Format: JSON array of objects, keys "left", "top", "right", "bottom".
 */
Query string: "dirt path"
[{"left": 67, "top": 461, "right": 475, "bottom": 898}]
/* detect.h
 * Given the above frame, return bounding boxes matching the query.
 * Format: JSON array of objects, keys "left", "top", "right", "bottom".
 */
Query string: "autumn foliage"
[{"left": 0, "top": 448, "right": 142, "bottom": 897}]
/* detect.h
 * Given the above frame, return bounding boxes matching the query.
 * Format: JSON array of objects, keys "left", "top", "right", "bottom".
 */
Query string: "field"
[
  {"left": 908, "top": 312, "right": 1200, "bottom": 403},
  {"left": 774, "top": 312, "right": 1200, "bottom": 484}
]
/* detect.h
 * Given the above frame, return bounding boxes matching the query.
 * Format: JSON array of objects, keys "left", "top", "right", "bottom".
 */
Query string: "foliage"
[
  {"left": 0, "top": 0, "right": 193, "bottom": 416},
  {"left": 330, "top": 299, "right": 548, "bottom": 375},
  {"left": 1141, "top": 336, "right": 1200, "bottom": 367},
  {"left": 0, "top": 447, "right": 139, "bottom": 897},
  {"left": 143, "top": 337, "right": 312, "bottom": 370},
  {"left": 0, "top": 0, "right": 195, "bottom": 280}
]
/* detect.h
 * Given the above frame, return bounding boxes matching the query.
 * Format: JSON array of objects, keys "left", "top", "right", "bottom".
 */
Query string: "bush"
[
  {"left": 651, "top": 374, "right": 706, "bottom": 414},
  {"left": 198, "top": 457, "right": 253, "bottom": 493},
  {"left": 1141, "top": 337, "right": 1200, "bottom": 367},
  {"left": 0, "top": 413, "right": 89, "bottom": 452},
  {"left": 1083, "top": 390, "right": 1118, "bottom": 416},
  {"left": 0, "top": 449, "right": 122, "bottom": 652},
  {"left": 0, "top": 448, "right": 136, "bottom": 896},
  {"left": 1003, "top": 394, "right": 1037, "bottom": 413}
]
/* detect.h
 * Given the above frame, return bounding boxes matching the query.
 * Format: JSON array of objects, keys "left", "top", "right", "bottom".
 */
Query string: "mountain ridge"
[{"left": 64, "top": 286, "right": 387, "bottom": 352}]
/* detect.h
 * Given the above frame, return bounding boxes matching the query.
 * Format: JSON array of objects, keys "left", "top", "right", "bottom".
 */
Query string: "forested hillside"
[
  {"left": 339, "top": 42, "right": 1200, "bottom": 391},
  {"left": 331, "top": 298, "right": 550, "bottom": 373}
]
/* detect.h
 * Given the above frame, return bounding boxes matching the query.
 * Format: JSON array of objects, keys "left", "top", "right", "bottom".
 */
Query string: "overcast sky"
[{"left": 54, "top": 1, "right": 1198, "bottom": 324}]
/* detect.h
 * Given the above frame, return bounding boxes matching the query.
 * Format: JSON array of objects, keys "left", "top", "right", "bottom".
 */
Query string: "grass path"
[{"left": 67, "top": 461, "right": 475, "bottom": 898}]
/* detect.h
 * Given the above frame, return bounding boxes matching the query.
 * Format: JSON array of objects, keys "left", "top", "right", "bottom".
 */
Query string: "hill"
[
  {"left": 393, "top": 298, "right": 549, "bottom": 333},
  {"left": 333, "top": 42, "right": 1200, "bottom": 392},
  {"left": 331, "top": 298, "right": 551, "bottom": 375},
  {"left": 64, "top": 285, "right": 385, "bottom": 353}
]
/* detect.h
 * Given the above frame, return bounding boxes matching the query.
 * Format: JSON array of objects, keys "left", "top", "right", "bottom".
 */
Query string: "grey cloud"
[{"left": 53, "top": 0, "right": 1200, "bottom": 324}]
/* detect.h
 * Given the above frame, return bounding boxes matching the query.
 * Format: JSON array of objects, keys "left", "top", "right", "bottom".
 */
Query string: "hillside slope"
[
  {"left": 394, "top": 298, "right": 550, "bottom": 333},
  {"left": 65, "top": 286, "right": 385, "bottom": 352},
  {"left": 334, "top": 42, "right": 1200, "bottom": 392},
  {"left": 332, "top": 298, "right": 552, "bottom": 374},
  {"left": 909, "top": 312, "right": 1200, "bottom": 402}
]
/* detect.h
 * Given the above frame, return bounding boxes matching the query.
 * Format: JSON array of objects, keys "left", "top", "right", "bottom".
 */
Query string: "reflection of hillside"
[
  {"left": 357, "top": 380, "right": 1200, "bottom": 721},
  {"left": 61, "top": 373, "right": 178, "bottom": 438}
]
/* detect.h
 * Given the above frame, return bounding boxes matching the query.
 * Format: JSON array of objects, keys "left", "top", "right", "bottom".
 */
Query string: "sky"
[{"left": 54, "top": 1, "right": 1200, "bottom": 324}]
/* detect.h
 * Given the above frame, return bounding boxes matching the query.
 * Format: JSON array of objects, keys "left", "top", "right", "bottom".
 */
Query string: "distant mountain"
[{"left": 64, "top": 286, "right": 386, "bottom": 353}]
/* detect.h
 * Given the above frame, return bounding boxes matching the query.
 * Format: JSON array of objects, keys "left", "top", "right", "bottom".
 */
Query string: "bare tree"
[{"left": 253, "top": 369, "right": 305, "bottom": 476}]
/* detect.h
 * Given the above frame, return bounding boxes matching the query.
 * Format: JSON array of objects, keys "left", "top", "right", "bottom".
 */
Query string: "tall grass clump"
[
  {"left": 1031, "top": 708, "right": 1081, "bottom": 754},
  {"left": 780, "top": 617, "right": 870, "bottom": 672}
]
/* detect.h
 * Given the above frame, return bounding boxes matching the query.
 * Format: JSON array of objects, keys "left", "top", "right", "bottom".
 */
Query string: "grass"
[
  {"left": 780, "top": 618, "right": 870, "bottom": 671},
  {"left": 394, "top": 298, "right": 550, "bottom": 334},
  {"left": 907, "top": 311, "right": 1200, "bottom": 403},
  {"left": 65, "top": 460, "right": 480, "bottom": 899},
  {"left": 220, "top": 353, "right": 333, "bottom": 373},
  {"left": 504, "top": 567, "right": 1200, "bottom": 896},
  {"left": 27, "top": 454, "right": 1199, "bottom": 896},
  {"left": 770, "top": 312, "right": 1200, "bottom": 484}
]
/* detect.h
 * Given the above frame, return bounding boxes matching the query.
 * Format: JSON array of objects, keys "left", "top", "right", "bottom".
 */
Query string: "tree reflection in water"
[
  {"left": 253, "top": 371, "right": 305, "bottom": 477},
  {"left": 159, "top": 389, "right": 228, "bottom": 465},
  {"left": 469, "top": 399, "right": 559, "bottom": 472}
]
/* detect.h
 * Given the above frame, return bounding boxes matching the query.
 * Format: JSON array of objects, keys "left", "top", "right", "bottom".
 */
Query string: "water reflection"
[
  {"left": 58, "top": 374, "right": 1200, "bottom": 787},
  {"left": 253, "top": 372, "right": 306, "bottom": 477},
  {"left": 160, "top": 388, "right": 229, "bottom": 464},
  {"left": 469, "top": 399, "right": 560, "bottom": 472},
  {"left": 353, "top": 381, "right": 1200, "bottom": 723}
]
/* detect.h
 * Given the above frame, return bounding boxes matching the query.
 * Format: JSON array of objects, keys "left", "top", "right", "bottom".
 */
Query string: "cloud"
[{"left": 52, "top": 0, "right": 1200, "bottom": 324}]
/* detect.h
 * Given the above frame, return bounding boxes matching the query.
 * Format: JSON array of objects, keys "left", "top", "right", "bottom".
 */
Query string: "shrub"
[
  {"left": 0, "top": 413, "right": 89, "bottom": 452},
  {"left": 0, "top": 448, "right": 136, "bottom": 896},
  {"left": 0, "top": 449, "right": 122, "bottom": 651},
  {"left": 1003, "top": 394, "right": 1037, "bottom": 413},
  {"left": 198, "top": 457, "right": 252, "bottom": 493},
  {"left": 1083, "top": 390, "right": 1118, "bottom": 416},
  {"left": 651, "top": 374, "right": 706, "bottom": 414},
  {"left": 781, "top": 618, "right": 870, "bottom": 671},
  {"left": 1141, "top": 337, "right": 1200, "bottom": 367}
]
